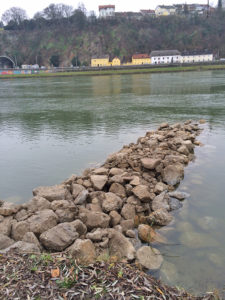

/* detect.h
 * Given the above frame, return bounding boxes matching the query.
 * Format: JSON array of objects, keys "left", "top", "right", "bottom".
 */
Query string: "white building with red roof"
[{"left": 99, "top": 5, "right": 115, "bottom": 18}]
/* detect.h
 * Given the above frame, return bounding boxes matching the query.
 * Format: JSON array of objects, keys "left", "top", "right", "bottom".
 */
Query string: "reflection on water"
[{"left": 0, "top": 70, "right": 225, "bottom": 295}]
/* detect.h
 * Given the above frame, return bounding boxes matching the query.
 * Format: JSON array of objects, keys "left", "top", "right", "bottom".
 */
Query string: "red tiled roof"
[
  {"left": 99, "top": 5, "right": 115, "bottom": 10},
  {"left": 140, "top": 9, "right": 155, "bottom": 13},
  {"left": 132, "top": 54, "right": 150, "bottom": 59}
]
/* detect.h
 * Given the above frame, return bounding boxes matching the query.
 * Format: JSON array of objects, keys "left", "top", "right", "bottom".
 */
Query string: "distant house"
[
  {"left": 140, "top": 9, "right": 155, "bottom": 17},
  {"left": 151, "top": 50, "right": 181, "bottom": 64},
  {"left": 111, "top": 57, "right": 121, "bottom": 66},
  {"left": 181, "top": 50, "right": 213, "bottom": 63},
  {"left": 99, "top": 5, "right": 115, "bottom": 18},
  {"left": 174, "top": 3, "right": 214, "bottom": 16},
  {"left": 91, "top": 55, "right": 110, "bottom": 67},
  {"left": 132, "top": 54, "right": 151, "bottom": 65},
  {"left": 155, "top": 5, "right": 176, "bottom": 16}
]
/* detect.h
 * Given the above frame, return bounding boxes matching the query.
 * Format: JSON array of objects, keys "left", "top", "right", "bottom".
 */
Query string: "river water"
[{"left": 0, "top": 71, "right": 225, "bottom": 295}]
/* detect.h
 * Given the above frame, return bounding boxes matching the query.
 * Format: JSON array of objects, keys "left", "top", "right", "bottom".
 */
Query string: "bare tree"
[
  {"left": 43, "top": 3, "right": 73, "bottom": 20},
  {"left": 1, "top": 7, "right": 27, "bottom": 25}
]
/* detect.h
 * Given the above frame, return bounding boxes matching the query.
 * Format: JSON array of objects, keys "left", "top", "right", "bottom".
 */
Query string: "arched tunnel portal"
[{"left": 0, "top": 56, "right": 15, "bottom": 68}]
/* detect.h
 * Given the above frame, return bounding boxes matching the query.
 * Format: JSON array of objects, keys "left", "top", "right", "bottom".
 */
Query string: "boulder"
[
  {"left": 33, "top": 184, "right": 71, "bottom": 201},
  {"left": 121, "top": 204, "right": 136, "bottom": 220},
  {"left": 130, "top": 176, "right": 140, "bottom": 186},
  {"left": 11, "top": 221, "right": 31, "bottom": 241},
  {"left": 168, "top": 191, "right": 190, "bottom": 200},
  {"left": 102, "top": 192, "right": 123, "bottom": 213},
  {"left": 109, "top": 168, "right": 124, "bottom": 176},
  {"left": 26, "top": 196, "right": 51, "bottom": 213},
  {"left": 72, "top": 184, "right": 85, "bottom": 199},
  {"left": 92, "top": 167, "right": 108, "bottom": 175},
  {"left": 109, "top": 210, "right": 121, "bottom": 226},
  {"left": 161, "top": 163, "right": 184, "bottom": 185},
  {"left": 15, "top": 209, "right": 29, "bottom": 221},
  {"left": 90, "top": 175, "right": 108, "bottom": 190},
  {"left": 151, "top": 191, "right": 170, "bottom": 211},
  {"left": 141, "top": 158, "right": 161, "bottom": 170},
  {"left": 169, "top": 197, "right": 183, "bottom": 211},
  {"left": 28, "top": 209, "right": 58, "bottom": 235},
  {"left": 136, "top": 246, "right": 163, "bottom": 270},
  {"left": 70, "top": 219, "right": 87, "bottom": 236},
  {"left": 79, "top": 211, "right": 110, "bottom": 230},
  {"left": 0, "top": 241, "right": 40, "bottom": 254},
  {"left": 0, "top": 202, "right": 20, "bottom": 216},
  {"left": 147, "top": 209, "right": 173, "bottom": 226},
  {"left": 40, "top": 222, "right": 79, "bottom": 251},
  {"left": 67, "top": 239, "right": 96, "bottom": 264},
  {"left": 108, "top": 175, "right": 124, "bottom": 184},
  {"left": 74, "top": 190, "right": 89, "bottom": 205},
  {"left": 138, "top": 224, "right": 166, "bottom": 244},
  {"left": 120, "top": 219, "right": 134, "bottom": 233},
  {"left": 109, "top": 183, "right": 126, "bottom": 198},
  {"left": 154, "top": 182, "right": 168, "bottom": 194},
  {"left": 132, "top": 185, "right": 154, "bottom": 202},
  {"left": 108, "top": 229, "right": 135, "bottom": 261},
  {"left": 158, "top": 122, "right": 169, "bottom": 130},
  {"left": 177, "top": 145, "right": 189, "bottom": 156},
  {"left": 86, "top": 228, "right": 108, "bottom": 242},
  {"left": 22, "top": 232, "right": 42, "bottom": 250},
  {"left": 0, "top": 216, "right": 13, "bottom": 236},
  {"left": 0, "top": 234, "right": 15, "bottom": 250}
]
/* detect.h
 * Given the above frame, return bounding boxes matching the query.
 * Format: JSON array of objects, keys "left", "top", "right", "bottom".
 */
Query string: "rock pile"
[{"left": 0, "top": 121, "right": 202, "bottom": 271}]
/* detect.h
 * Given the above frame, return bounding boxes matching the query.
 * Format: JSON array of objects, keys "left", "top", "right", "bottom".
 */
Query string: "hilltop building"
[
  {"left": 151, "top": 50, "right": 181, "bottom": 64},
  {"left": 140, "top": 9, "right": 155, "bottom": 17},
  {"left": 132, "top": 54, "right": 151, "bottom": 65},
  {"left": 181, "top": 50, "right": 213, "bottom": 63},
  {"left": 155, "top": 5, "right": 176, "bottom": 16},
  {"left": 99, "top": 5, "right": 115, "bottom": 18}
]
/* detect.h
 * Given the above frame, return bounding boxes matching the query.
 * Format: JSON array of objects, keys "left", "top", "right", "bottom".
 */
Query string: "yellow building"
[
  {"left": 91, "top": 55, "right": 110, "bottom": 67},
  {"left": 111, "top": 57, "right": 121, "bottom": 66},
  {"left": 132, "top": 54, "right": 151, "bottom": 65}
]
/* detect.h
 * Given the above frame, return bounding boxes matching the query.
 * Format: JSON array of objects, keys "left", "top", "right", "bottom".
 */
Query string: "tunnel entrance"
[{"left": 0, "top": 56, "right": 15, "bottom": 68}]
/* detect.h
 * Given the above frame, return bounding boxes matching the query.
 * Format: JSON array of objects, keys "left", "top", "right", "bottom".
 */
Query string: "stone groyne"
[{"left": 0, "top": 120, "right": 203, "bottom": 271}]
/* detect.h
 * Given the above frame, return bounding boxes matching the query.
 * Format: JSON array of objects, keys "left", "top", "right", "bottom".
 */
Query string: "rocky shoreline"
[{"left": 0, "top": 121, "right": 203, "bottom": 272}]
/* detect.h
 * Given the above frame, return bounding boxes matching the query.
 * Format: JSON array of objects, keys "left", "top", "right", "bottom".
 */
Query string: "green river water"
[{"left": 0, "top": 71, "right": 225, "bottom": 295}]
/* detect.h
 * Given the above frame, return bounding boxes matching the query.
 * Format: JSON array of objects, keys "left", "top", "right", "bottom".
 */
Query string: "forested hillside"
[{"left": 0, "top": 10, "right": 225, "bottom": 67}]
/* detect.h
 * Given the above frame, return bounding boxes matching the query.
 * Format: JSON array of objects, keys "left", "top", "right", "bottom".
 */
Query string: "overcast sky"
[{"left": 0, "top": 0, "right": 217, "bottom": 18}]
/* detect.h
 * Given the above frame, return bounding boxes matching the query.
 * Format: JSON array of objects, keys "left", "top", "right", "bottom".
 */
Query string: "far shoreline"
[{"left": 1, "top": 63, "right": 225, "bottom": 79}]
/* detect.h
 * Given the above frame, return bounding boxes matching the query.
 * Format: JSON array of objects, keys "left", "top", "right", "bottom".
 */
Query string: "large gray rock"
[
  {"left": 26, "top": 196, "right": 51, "bottom": 213},
  {"left": 90, "top": 175, "right": 108, "bottom": 190},
  {"left": 11, "top": 221, "right": 31, "bottom": 241},
  {"left": 0, "top": 202, "right": 20, "bottom": 216},
  {"left": 92, "top": 167, "right": 108, "bottom": 175},
  {"left": 136, "top": 246, "right": 163, "bottom": 270},
  {"left": 0, "top": 241, "right": 40, "bottom": 254},
  {"left": 0, "top": 234, "right": 14, "bottom": 250},
  {"left": 79, "top": 211, "right": 110, "bottom": 230},
  {"left": 147, "top": 209, "right": 173, "bottom": 226},
  {"left": 121, "top": 204, "right": 136, "bottom": 220},
  {"left": 51, "top": 200, "right": 78, "bottom": 222},
  {"left": 72, "top": 184, "right": 85, "bottom": 199},
  {"left": 108, "top": 229, "right": 135, "bottom": 261},
  {"left": 109, "top": 168, "right": 124, "bottom": 176},
  {"left": 67, "top": 239, "right": 96, "bottom": 264},
  {"left": 161, "top": 163, "right": 184, "bottom": 185},
  {"left": 22, "top": 232, "right": 42, "bottom": 250},
  {"left": 169, "top": 197, "right": 183, "bottom": 211},
  {"left": 132, "top": 185, "right": 154, "bottom": 202},
  {"left": 74, "top": 190, "right": 89, "bottom": 205},
  {"left": 109, "top": 183, "right": 126, "bottom": 198},
  {"left": 40, "top": 222, "right": 79, "bottom": 251},
  {"left": 70, "top": 219, "right": 87, "bottom": 236},
  {"left": 33, "top": 184, "right": 71, "bottom": 201},
  {"left": 102, "top": 192, "right": 123, "bottom": 212},
  {"left": 168, "top": 191, "right": 190, "bottom": 200},
  {"left": 86, "top": 228, "right": 108, "bottom": 242},
  {"left": 151, "top": 191, "right": 170, "bottom": 211},
  {"left": 0, "top": 216, "right": 13, "bottom": 236},
  {"left": 28, "top": 209, "right": 58, "bottom": 235},
  {"left": 141, "top": 158, "right": 161, "bottom": 170}
]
